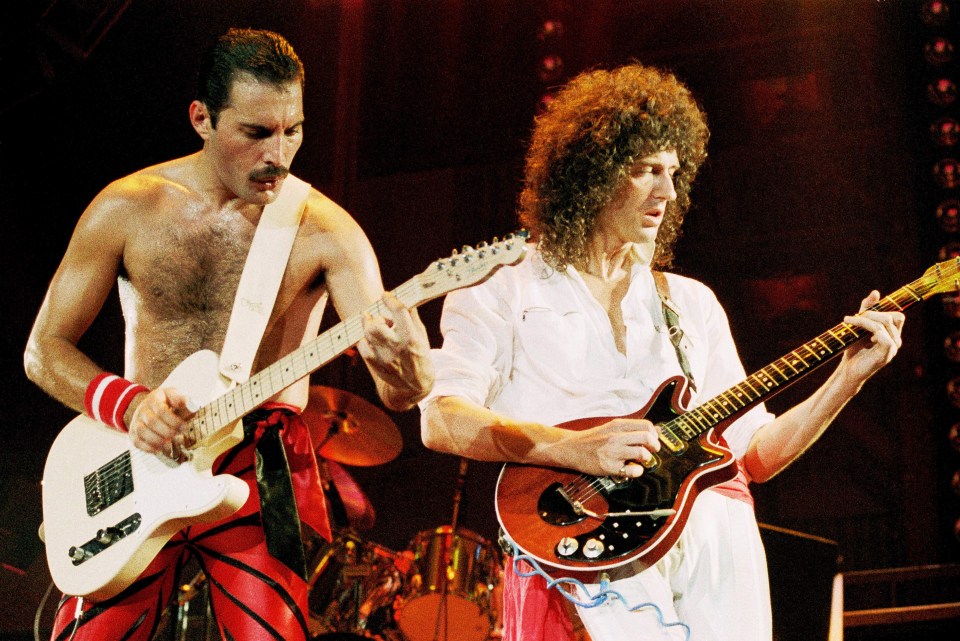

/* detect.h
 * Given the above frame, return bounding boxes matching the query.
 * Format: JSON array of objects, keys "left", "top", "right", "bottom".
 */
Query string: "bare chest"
[
  {"left": 129, "top": 214, "right": 253, "bottom": 322},
  {"left": 583, "top": 276, "right": 630, "bottom": 355}
]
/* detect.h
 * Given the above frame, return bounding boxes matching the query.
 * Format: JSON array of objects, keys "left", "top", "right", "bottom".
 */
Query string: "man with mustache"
[{"left": 25, "top": 28, "right": 433, "bottom": 641}]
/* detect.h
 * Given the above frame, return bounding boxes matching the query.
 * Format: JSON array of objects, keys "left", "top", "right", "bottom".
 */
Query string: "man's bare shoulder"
[
  {"left": 299, "top": 187, "right": 372, "bottom": 262},
  {"left": 85, "top": 156, "right": 200, "bottom": 227}
]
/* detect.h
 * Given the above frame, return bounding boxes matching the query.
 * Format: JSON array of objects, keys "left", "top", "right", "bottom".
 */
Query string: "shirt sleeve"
[{"left": 419, "top": 274, "right": 515, "bottom": 410}]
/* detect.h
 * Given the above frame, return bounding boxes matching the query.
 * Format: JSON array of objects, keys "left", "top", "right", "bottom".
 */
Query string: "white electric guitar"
[{"left": 40, "top": 232, "right": 528, "bottom": 601}]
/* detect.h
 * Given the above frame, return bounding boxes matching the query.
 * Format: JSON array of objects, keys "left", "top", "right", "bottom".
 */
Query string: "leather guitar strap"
[
  {"left": 218, "top": 174, "right": 312, "bottom": 580},
  {"left": 652, "top": 270, "right": 697, "bottom": 393}
]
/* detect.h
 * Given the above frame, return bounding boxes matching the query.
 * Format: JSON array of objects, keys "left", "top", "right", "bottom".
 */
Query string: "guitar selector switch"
[
  {"left": 556, "top": 537, "right": 579, "bottom": 557},
  {"left": 583, "top": 538, "right": 604, "bottom": 559}
]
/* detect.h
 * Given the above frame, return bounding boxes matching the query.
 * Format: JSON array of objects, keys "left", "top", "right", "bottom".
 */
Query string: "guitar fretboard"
[
  {"left": 181, "top": 232, "right": 528, "bottom": 444},
  {"left": 658, "top": 271, "right": 946, "bottom": 448},
  {"left": 187, "top": 286, "right": 419, "bottom": 442}
]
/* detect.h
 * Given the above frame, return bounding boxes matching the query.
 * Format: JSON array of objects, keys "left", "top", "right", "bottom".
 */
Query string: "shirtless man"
[{"left": 24, "top": 28, "right": 433, "bottom": 641}]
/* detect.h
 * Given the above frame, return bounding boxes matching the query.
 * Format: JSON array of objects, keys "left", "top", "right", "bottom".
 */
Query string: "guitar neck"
[
  {"left": 662, "top": 276, "right": 930, "bottom": 446},
  {"left": 185, "top": 231, "right": 530, "bottom": 441},
  {"left": 190, "top": 276, "right": 428, "bottom": 438}
]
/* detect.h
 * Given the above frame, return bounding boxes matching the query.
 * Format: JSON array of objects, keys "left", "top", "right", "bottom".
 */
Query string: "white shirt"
[{"left": 422, "top": 245, "right": 774, "bottom": 461}]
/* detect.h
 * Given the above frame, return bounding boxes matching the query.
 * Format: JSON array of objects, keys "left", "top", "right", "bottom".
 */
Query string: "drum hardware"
[
  {"left": 151, "top": 566, "right": 216, "bottom": 641},
  {"left": 319, "top": 459, "right": 377, "bottom": 532},
  {"left": 306, "top": 530, "right": 409, "bottom": 640},
  {"left": 397, "top": 458, "right": 501, "bottom": 641}
]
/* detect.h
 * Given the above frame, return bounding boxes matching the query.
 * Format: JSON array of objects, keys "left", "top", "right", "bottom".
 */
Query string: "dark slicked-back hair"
[
  {"left": 197, "top": 28, "right": 304, "bottom": 127},
  {"left": 519, "top": 63, "right": 709, "bottom": 271}
]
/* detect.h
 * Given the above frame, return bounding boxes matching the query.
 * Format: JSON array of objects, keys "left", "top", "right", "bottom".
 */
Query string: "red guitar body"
[{"left": 495, "top": 376, "right": 738, "bottom": 574}]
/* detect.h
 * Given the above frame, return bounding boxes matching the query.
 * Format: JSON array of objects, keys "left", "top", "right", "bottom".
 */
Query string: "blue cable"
[{"left": 506, "top": 539, "right": 691, "bottom": 641}]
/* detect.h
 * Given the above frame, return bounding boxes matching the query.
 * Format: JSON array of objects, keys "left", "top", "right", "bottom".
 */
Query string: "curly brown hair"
[{"left": 519, "top": 63, "right": 709, "bottom": 270}]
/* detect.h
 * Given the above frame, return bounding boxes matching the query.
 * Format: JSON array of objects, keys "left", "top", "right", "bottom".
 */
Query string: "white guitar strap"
[{"left": 219, "top": 175, "right": 311, "bottom": 384}]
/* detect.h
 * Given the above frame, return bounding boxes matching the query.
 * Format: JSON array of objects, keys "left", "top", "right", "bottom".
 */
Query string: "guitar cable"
[
  {"left": 33, "top": 580, "right": 54, "bottom": 641},
  {"left": 34, "top": 582, "right": 83, "bottom": 641},
  {"left": 505, "top": 539, "right": 691, "bottom": 641}
]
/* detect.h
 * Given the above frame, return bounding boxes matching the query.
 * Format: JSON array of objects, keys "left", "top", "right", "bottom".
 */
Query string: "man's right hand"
[
  {"left": 128, "top": 388, "right": 197, "bottom": 458},
  {"left": 564, "top": 417, "right": 662, "bottom": 479}
]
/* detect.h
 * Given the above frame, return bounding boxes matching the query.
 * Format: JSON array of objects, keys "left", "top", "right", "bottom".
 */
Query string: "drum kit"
[{"left": 164, "top": 385, "right": 504, "bottom": 641}]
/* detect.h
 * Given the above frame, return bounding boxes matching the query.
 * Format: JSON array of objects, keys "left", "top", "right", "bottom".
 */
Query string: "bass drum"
[{"left": 398, "top": 526, "right": 500, "bottom": 641}]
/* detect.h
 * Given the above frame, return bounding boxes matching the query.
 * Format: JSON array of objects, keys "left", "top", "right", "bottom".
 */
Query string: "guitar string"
[
  {"left": 170, "top": 240, "right": 526, "bottom": 443},
  {"left": 79, "top": 251, "right": 502, "bottom": 489},
  {"left": 557, "top": 286, "right": 928, "bottom": 513},
  {"left": 86, "top": 266, "right": 935, "bottom": 510}
]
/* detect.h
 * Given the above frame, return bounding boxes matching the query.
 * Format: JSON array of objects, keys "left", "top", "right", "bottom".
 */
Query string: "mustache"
[{"left": 249, "top": 166, "right": 290, "bottom": 181}]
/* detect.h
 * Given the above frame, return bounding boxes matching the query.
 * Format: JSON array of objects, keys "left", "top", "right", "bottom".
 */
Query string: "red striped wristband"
[{"left": 84, "top": 373, "right": 149, "bottom": 432}]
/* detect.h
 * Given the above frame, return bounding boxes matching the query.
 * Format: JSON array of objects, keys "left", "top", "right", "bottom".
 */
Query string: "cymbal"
[
  {"left": 304, "top": 386, "right": 402, "bottom": 466},
  {"left": 321, "top": 460, "right": 376, "bottom": 531}
]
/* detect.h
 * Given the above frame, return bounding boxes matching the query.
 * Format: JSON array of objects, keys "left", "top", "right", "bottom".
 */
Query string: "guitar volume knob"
[
  {"left": 556, "top": 537, "right": 579, "bottom": 557},
  {"left": 582, "top": 538, "right": 604, "bottom": 559},
  {"left": 96, "top": 528, "right": 116, "bottom": 545}
]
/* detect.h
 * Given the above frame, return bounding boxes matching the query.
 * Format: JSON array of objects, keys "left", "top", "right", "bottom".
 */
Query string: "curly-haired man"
[{"left": 420, "top": 62, "right": 903, "bottom": 641}]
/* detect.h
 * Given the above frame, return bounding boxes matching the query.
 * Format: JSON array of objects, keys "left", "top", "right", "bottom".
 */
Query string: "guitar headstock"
[
  {"left": 921, "top": 257, "right": 960, "bottom": 298},
  {"left": 416, "top": 230, "right": 529, "bottom": 301}
]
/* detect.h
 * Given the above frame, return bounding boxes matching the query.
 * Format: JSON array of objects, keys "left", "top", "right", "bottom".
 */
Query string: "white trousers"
[{"left": 573, "top": 491, "right": 771, "bottom": 641}]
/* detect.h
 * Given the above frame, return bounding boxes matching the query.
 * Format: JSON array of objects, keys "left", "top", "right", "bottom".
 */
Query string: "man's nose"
[
  {"left": 263, "top": 135, "right": 286, "bottom": 166},
  {"left": 656, "top": 172, "right": 677, "bottom": 200}
]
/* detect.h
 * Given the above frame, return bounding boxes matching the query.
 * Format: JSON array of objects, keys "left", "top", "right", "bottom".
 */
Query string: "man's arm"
[
  {"left": 421, "top": 396, "right": 660, "bottom": 478},
  {"left": 24, "top": 186, "right": 129, "bottom": 415},
  {"left": 743, "top": 290, "right": 904, "bottom": 483},
  {"left": 24, "top": 180, "right": 194, "bottom": 455},
  {"left": 319, "top": 201, "right": 434, "bottom": 411}
]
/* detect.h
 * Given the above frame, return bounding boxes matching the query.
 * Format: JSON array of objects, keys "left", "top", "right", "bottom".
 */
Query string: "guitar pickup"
[
  {"left": 658, "top": 427, "right": 687, "bottom": 454},
  {"left": 68, "top": 513, "right": 142, "bottom": 566},
  {"left": 84, "top": 451, "right": 134, "bottom": 516}
]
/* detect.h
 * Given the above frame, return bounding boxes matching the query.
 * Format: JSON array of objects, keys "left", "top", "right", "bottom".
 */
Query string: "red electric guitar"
[{"left": 495, "top": 259, "right": 959, "bottom": 573}]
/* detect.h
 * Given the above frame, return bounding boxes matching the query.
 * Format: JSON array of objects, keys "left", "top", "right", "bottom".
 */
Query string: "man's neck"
[{"left": 583, "top": 241, "right": 653, "bottom": 282}]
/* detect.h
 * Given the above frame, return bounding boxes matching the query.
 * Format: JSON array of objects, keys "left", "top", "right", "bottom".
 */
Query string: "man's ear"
[{"left": 189, "top": 100, "right": 213, "bottom": 140}]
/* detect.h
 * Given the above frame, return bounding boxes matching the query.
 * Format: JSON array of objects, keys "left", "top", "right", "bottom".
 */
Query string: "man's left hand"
[{"left": 357, "top": 292, "right": 435, "bottom": 409}]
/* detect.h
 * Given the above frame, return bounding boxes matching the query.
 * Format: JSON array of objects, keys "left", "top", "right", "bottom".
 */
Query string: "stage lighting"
[
  {"left": 945, "top": 375, "right": 960, "bottom": 406},
  {"left": 945, "top": 332, "right": 960, "bottom": 361},
  {"left": 537, "top": 19, "right": 564, "bottom": 42},
  {"left": 928, "top": 78, "right": 958, "bottom": 106},
  {"left": 949, "top": 422, "right": 960, "bottom": 452},
  {"left": 936, "top": 199, "right": 960, "bottom": 232},
  {"left": 922, "top": 0, "right": 951, "bottom": 27},
  {"left": 932, "top": 117, "right": 960, "bottom": 146},
  {"left": 925, "top": 36, "right": 955, "bottom": 65},
  {"left": 538, "top": 55, "right": 564, "bottom": 83},
  {"left": 934, "top": 158, "right": 960, "bottom": 188}
]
